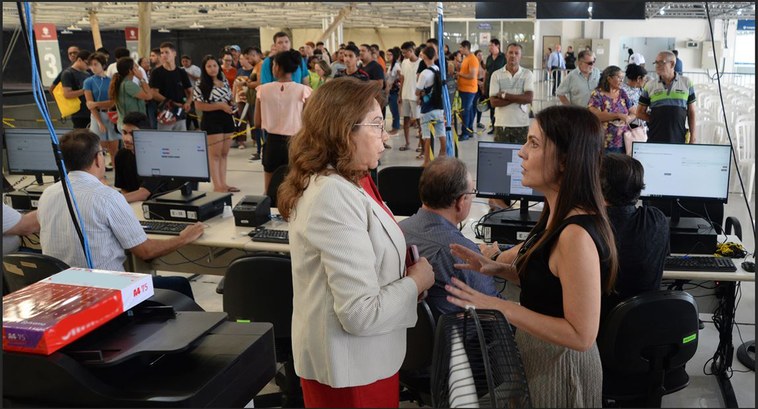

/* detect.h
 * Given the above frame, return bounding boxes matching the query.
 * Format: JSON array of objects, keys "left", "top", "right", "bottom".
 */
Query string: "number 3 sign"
[{"left": 33, "top": 23, "right": 62, "bottom": 87}]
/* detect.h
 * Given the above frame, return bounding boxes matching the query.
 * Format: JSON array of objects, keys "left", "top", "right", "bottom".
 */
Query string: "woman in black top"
[{"left": 448, "top": 105, "right": 618, "bottom": 407}]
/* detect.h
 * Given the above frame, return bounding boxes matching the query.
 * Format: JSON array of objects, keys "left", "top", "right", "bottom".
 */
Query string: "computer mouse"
[{"left": 741, "top": 261, "right": 755, "bottom": 273}]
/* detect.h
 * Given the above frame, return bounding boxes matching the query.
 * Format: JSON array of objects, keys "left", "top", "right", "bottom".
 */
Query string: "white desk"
[{"left": 129, "top": 201, "right": 289, "bottom": 275}]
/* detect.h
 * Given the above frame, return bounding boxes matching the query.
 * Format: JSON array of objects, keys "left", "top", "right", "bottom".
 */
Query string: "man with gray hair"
[
  {"left": 636, "top": 50, "right": 697, "bottom": 144},
  {"left": 556, "top": 49, "right": 601, "bottom": 108},
  {"left": 399, "top": 157, "right": 500, "bottom": 319}
]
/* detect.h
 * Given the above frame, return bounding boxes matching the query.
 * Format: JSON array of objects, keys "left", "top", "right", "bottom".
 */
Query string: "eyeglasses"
[
  {"left": 582, "top": 59, "right": 596, "bottom": 65},
  {"left": 355, "top": 122, "right": 386, "bottom": 132},
  {"left": 222, "top": 59, "right": 233, "bottom": 62},
  {"left": 458, "top": 189, "right": 478, "bottom": 198},
  {"left": 68, "top": 52, "right": 79, "bottom": 55},
  {"left": 98, "top": 149, "right": 108, "bottom": 156},
  {"left": 653, "top": 60, "right": 671, "bottom": 66}
]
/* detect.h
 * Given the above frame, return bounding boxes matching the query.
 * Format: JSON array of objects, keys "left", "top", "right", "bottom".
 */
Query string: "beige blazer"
[{"left": 289, "top": 173, "right": 419, "bottom": 388}]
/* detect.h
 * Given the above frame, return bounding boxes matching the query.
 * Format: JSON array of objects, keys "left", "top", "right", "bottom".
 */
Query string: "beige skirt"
[{"left": 515, "top": 329, "right": 602, "bottom": 408}]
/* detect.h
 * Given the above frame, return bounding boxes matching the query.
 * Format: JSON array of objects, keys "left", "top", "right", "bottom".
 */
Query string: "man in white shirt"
[
  {"left": 627, "top": 48, "right": 646, "bottom": 67},
  {"left": 37, "top": 129, "right": 205, "bottom": 273},
  {"left": 488, "top": 42, "right": 534, "bottom": 144},
  {"left": 398, "top": 41, "right": 421, "bottom": 151},
  {"left": 3, "top": 205, "right": 40, "bottom": 255},
  {"left": 106, "top": 47, "right": 148, "bottom": 86}
]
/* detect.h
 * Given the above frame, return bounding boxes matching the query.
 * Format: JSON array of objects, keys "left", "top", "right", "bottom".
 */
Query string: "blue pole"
[{"left": 437, "top": 2, "right": 456, "bottom": 157}]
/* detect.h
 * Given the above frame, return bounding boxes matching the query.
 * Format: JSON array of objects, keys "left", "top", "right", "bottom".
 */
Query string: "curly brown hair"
[{"left": 278, "top": 77, "right": 382, "bottom": 220}]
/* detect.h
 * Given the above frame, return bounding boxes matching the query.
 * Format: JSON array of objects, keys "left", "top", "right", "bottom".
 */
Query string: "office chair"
[
  {"left": 267, "top": 165, "right": 289, "bottom": 208},
  {"left": 377, "top": 166, "right": 424, "bottom": 216},
  {"left": 598, "top": 290, "right": 699, "bottom": 407},
  {"left": 222, "top": 253, "right": 302, "bottom": 408},
  {"left": 399, "top": 300, "right": 436, "bottom": 407},
  {"left": 2, "top": 253, "right": 70, "bottom": 293}
]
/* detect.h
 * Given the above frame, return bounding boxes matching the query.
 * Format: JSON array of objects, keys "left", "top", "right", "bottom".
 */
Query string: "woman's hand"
[
  {"left": 478, "top": 241, "right": 501, "bottom": 260},
  {"left": 406, "top": 257, "right": 435, "bottom": 295},
  {"left": 446, "top": 277, "right": 505, "bottom": 311},
  {"left": 220, "top": 103, "right": 233, "bottom": 114},
  {"left": 96, "top": 120, "right": 106, "bottom": 134},
  {"left": 86, "top": 101, "right": 97, "bottom": 110},
  {"left": 450, "top": 243, "right": 503, "bottom": 276}
]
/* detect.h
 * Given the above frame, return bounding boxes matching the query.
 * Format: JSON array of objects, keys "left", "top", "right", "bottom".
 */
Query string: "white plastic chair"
[
  {"left": 695, "top": 120, "right": 728, "bottom": 145},
  {"left": 733, "top": 120, "right": 755, "bottom": 199}
]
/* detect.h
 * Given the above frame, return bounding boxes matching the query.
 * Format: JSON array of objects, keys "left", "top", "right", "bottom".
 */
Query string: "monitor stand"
[
  {"left": 154, "top": 182, "right": 206, "bottom": 203},
  {"left": 25, "top": 175, "right": 58, "bottom": 194},
  {"left": 498, "top": 199, "right": 541, "bottom": 225}
]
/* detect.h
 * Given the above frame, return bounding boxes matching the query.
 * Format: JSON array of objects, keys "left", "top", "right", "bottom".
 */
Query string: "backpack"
[{"left": 420, "top": 65, "right": 443, "bottom": 114}]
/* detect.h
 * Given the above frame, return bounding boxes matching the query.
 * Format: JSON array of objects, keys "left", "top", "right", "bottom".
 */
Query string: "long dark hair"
[
  {"left": 388, "top": 47, "right": 401, "bottom": 71},
  {"left": 198, "top": 54, "right": 225, "bottom": 102},
  {"left": 517, "top": 105, "right": 618, "bottom": 295},
  {"left": 109, "top": 57, "right": 134, "bottom": 102}
]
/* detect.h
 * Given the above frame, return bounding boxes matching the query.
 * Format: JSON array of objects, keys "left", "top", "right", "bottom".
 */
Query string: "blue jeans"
[
  {"left": 459, "top": 91, "right": 477, "bottom": 139},
  {"left": 388, "top": 90, "right": 400, "bottom": 130}
]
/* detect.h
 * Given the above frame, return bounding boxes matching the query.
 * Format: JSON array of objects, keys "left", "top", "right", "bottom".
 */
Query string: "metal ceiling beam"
[{"left": 317, "top": 3, "right": 355, "bottom": 43}]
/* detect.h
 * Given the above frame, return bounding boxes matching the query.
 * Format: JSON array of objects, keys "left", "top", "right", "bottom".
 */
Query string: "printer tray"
[
  {"left": 63, "top": 311, "right": 228, "bottom": 366},
  {"left": 4, "top": 319, "right": 276, "bottom": 408}
]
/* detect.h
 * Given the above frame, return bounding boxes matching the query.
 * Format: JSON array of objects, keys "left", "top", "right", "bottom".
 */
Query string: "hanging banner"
[
  {"left": 125, "top": 27, "right": 139, "bottom": 60},
  {"left": 33, "top": 23, "right": 62, "bottom": 87}
]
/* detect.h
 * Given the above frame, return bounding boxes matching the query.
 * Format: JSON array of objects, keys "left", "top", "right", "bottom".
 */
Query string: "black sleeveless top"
[{"left": 517, "top": 215, "right": 611, "bottom": 318}]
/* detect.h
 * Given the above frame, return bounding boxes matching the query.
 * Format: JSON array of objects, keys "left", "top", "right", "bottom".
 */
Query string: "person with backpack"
[{"left": 416, "top": 46, "right": 447, "bottom": 167}]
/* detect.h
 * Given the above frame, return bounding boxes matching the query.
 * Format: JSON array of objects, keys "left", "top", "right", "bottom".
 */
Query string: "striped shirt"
[
  {"left": 638, "top": 73, "right": 696, "bottom": 144},
  {"left": 38, "top": 171, "right": 147, "bottom": 271},
  {"left": 192, "top": 79, "right": 233, "bottom": 104}
]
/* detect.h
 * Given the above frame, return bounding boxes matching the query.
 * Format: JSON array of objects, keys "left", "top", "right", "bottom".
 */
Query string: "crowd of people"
[{"left": 3, "top": 32, "right": 704, "bottom": 408}]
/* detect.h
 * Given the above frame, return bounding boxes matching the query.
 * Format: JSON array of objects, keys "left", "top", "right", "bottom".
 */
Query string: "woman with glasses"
[
  {"left": 448, "top": 105, "right": 618, "bottom": 407},
  {"left": 83, "top": 52, "right": 118, "bottom": 170},
  {"left": 219, "top": 51, "right": 237, "bottom": 85},
  {"left": 255, "top": 50, "right": 312, "bottom": 194},
  {"left": 193, "top": 55, "right": 238, "bottom": 193},
  {"left": 278, "top": 77, "right": 435, "bottom": 408},
  {"left": 588, "top": 65, "right": 636, "bottom": 153}
]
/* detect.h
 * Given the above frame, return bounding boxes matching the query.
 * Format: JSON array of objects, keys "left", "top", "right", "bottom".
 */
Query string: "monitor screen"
[
  {"left": 132, "top": 130, "right": 210, "bottom": 182},
  {"left": 3, "top": 128, "right": 67, "bottom": 175},
  {"left": 632, "top": 142, "right": 731, "bottom": 203},
  {"left": 476, "top": 141, "right": 544, "bottom": 201}
]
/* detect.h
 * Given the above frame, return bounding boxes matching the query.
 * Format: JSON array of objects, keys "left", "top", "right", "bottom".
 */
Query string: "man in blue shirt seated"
[
  {"left": 399, "top": 157, "right": 501, "bottom": 319},
  {"left": 600, "top": 153, "right": 669, "bottom": 324}
]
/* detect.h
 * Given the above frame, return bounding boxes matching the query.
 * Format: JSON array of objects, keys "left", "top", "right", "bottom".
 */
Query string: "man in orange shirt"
[{"left": 457, "top": 40, "right": 479, "bottom": 141}]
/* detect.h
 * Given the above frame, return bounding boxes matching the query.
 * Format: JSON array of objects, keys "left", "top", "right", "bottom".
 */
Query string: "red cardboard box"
[{"left": 2, "top": 268, "right": 153, "bottom": 355}]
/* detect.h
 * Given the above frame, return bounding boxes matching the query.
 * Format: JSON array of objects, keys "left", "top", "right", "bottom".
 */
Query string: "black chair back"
[
  {"left": 377, "top": 166, "right": 424, "bottom": 216},
  {"left": 598, "top": 290, "right": 699, "bottom": 407},
  {"left": 267, "top": 165, "right": 289, "bottom": 208},
  {"left": 222, "top": 253, "right": 300, "bottom": 407},
  {"left": 402, "top": 300, "right": 436, "bottom": 371},
  {"left": 3, "top": 253, "right": 70, "bottom": 293},
  {"left": 399, "top": 300, "right": 436, "bottom": 406},
  {"left": 223, "top": 253, "right": 293, "bottom": 339}
]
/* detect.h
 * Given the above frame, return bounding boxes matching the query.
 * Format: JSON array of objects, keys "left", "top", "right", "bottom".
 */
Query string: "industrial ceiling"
[{"left": 2, "top": 2, "right": 755, "bottom": 31}]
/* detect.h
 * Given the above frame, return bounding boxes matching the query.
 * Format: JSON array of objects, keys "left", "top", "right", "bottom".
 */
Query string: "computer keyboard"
[
  {"left": 248, "top": 229, "right": 289, "bottom": 244},
  {"left": 140, "top": 220, "right": 193, "bottom": 235},
  {"left": 664, "top": 256, "right": 737, "bottom": 272}
]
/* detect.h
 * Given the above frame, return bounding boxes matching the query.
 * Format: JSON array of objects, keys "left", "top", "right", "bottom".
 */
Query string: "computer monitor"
[
  {"left": 476, "top": 141, "right": 544, "bottom": 222},
  {"left": 132, "top": 130, "right": 210, "bottom": 203},
  {"left": 632, "top": 142, "right": 732, "bottom": 225},
  {"left": 3, "top": 128, "right": 66, "bottom": 190}
]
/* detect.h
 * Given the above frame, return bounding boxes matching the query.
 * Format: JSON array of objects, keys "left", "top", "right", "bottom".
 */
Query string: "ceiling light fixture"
[
  {"left": 158, "top": 27, "right": 170, "bottom": 33},
  {"left": 67, "top": 24, "right": 82, "bottom": 31},
  {"left": 737, "top": 9, "right": 743, "bottom": 15},
  {"left": 659, "top": 7, "right": 666, "bottom": 15},
  {"left": 61, "top": 28, "right": 73, "bottom": 34},
  {"left": 190, "top": 21, "right": 204, "bottom": 29}
]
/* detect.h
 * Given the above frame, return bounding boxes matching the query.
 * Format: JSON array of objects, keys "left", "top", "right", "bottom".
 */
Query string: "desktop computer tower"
[
  {"left": 142, "top": 192, "right": 232, "bottom": 222},
  {"left": 4, "top": 190, "right": 43, "bottom": 210},
  {"left": 480, "top": 210, "right": 541, "bottom": 244}
]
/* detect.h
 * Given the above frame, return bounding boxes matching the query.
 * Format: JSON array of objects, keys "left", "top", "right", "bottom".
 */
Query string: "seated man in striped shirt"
[{"left": 37, "top": 129, "right": 204, "bottom": 295}]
